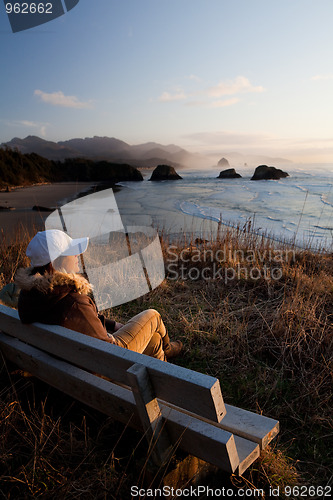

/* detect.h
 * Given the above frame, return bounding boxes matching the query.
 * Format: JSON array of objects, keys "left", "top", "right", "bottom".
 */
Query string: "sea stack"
[
  {"left": 251, "top": 165, "right": 289, "bottom": 180},
  {"left": 217, "top": 168, "right": 242, "bottom": 179},
  {"left": 218, "top": 157, "right": 230, "bottom": 168},
  {"left": 149, "top": 164, "right": 182, "bottom": 181}
]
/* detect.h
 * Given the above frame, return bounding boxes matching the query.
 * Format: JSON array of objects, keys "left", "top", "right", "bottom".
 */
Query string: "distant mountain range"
[
  {"left": 1, "top": 135, "right": 292, "bottom": 168},
  {"left": 1, "top": 135, "right": 204, "bottom": 168}
]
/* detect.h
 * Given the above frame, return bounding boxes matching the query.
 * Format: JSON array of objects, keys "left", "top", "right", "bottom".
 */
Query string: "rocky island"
[
  {"left": 251, "top": 165, "right": 289, "bottom": 180},
  {"left": 149, "top": 164, "right": 182, "bottom": 181},
  {"left": 217, "top": 157, "right": 230, "bottom": 168},
  {"left": 217, "top": 168, "right": 242, "bottom": 179}
]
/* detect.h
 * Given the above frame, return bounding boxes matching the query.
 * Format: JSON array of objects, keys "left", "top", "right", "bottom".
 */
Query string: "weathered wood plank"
[
  {"left": 0, "top": 304, "right": 225, "bottom": 422},
  {"left": 222, "top": 405, "right": 279, "bottom": 450},
  {"left": 160, "top": 405, "right": 239, "bottom": 473},
  {"left": 233, "top": 436, "right": 260, "bottom": 475},
  {"left": 161, "top": 401, "right": 279, "bottom": 451},
  {"left": 127, "top": 363, "right": 173, "bottom": 466},
  {"left": 0, "top": 333, "right": 242, "bottom": 473},
  {"left": 0, "top": 332, "right": 140, "bottom": 427}
]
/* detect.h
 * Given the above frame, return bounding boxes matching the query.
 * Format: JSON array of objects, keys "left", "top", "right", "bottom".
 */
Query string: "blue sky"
[{"left": 1, "top": 0, "right": 333, "bottom": 163}]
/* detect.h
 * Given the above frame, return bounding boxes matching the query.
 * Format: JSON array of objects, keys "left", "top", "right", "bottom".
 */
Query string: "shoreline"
[
  {"left": 0, "top": 181, "right": 103, "bottom": 245},
  {"left": 0, "top": 181, "right": 52, "bottom": 194}
]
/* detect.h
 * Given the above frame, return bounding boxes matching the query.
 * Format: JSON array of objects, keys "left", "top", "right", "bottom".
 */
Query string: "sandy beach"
[{"left": 0, "top": 182, "right": 98, "bottom": 244}]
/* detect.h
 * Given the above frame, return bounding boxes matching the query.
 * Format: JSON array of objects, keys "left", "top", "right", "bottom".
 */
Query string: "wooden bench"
[{"left": 0, "top": 304, "right": 279, "bottom": 476}]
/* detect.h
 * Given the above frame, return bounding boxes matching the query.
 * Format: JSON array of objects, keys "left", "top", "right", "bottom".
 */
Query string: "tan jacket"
[{"left": 15, "top": 268, "right": 116, "bottom": 343}]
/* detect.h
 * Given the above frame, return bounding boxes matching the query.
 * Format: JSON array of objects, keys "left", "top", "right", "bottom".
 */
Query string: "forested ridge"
[{"left": 0, "top": 147, "right": 143, "bottom": 188}]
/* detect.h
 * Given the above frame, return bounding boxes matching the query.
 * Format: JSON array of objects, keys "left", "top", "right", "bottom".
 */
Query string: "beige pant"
[{"left": 113, "top": 309, "right": 167, "bottom": 360}]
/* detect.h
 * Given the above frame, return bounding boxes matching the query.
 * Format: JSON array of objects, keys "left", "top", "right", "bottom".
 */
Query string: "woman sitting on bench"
[{"left": 15, "top": 229, "right": 182, "bottom": 361}]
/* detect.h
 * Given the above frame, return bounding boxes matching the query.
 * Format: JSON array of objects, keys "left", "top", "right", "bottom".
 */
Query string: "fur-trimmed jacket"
[{"left": 15, "top": 268, "right": 116, "bottom": 343}]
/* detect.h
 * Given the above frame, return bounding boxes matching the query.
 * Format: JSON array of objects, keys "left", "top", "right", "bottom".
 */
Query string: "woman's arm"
[{"left": 64, "top": 294, "right": 116, "bottom": 343}]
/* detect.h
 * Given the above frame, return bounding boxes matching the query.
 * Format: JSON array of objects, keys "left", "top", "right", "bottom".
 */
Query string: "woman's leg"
[
  {"left": 113, "top": 309, "right": 167, "bottom": 360},
  {"left": 142, "top": 332, "right": 165, "bottom": 360}
]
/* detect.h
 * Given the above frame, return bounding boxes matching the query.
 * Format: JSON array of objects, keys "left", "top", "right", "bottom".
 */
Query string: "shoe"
[{"left": 164, "top": 340, "right": 183, "bottom": 359}]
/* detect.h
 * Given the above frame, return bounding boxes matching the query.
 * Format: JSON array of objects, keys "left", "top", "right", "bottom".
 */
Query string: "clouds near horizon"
[
  {"left": 158, "top": 90, "right": 187, "bottom": 102},
  {"left": 34, "top": 90, "right": 93, "bottom": 109},
  {"left": 183, "top": 130, "right": 333, "bottom": 162},
  {"left": 206, "top": 76, "right": 265, "bottom": 97},
  {"left": 311, "top": 75, "right": 333, "bottom": 81},
  {"left": 158, "top": 76, "right": 265, "bottom": 108},
  {"left": 5, "top": 119, "right": 48, "bottom": 137},
  {"left": 209, "top": 98, "right": 240, "bottom": 108}
]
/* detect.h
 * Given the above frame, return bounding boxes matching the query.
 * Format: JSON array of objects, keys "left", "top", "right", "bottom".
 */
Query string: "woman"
[{"left": 16, "top": 229, "right": 182, "bottom": 361}]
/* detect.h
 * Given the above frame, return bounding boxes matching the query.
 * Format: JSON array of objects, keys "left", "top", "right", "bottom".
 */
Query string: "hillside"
[
  {"left": 2, "top": 135, "right": 200, "bottom": 168},
  {"left": 0, "top": 147, "right": 143, "bottom": 189}
]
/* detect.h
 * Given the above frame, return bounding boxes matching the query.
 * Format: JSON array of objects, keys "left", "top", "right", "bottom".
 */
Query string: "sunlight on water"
[{"left": 116, "top": 167, "right": 333, "bottom": 250}]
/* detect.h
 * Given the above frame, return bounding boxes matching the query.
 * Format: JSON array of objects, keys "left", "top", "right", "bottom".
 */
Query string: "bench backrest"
[{"left": 0, "top": 304, "right": 226, "bottom": 422}]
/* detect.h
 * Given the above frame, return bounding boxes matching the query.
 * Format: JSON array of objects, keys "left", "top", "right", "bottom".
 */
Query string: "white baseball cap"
[{"left": 26, "top": 229, "right": 89, "bottom": 267}]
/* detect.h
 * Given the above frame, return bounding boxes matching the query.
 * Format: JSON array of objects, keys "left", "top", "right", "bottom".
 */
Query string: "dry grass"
[
  {"left": 0, "top": 224, "right": 332, "bottom": 498},
  {"left": 0, "top": 371, "right": 150, "bottom": 499}
]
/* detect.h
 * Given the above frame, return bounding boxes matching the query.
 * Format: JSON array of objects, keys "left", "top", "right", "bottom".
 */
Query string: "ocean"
[
  {"left": 1, "top": 167, "right": 332, "bottom": 251},
  {"left": 115, "top": 166, "right": 333, "bottom": 251}
]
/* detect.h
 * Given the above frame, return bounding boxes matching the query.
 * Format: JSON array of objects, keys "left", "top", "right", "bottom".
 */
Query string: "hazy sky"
[{"left": 1, "top": 0, "right": 333, "bottom": 163}]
